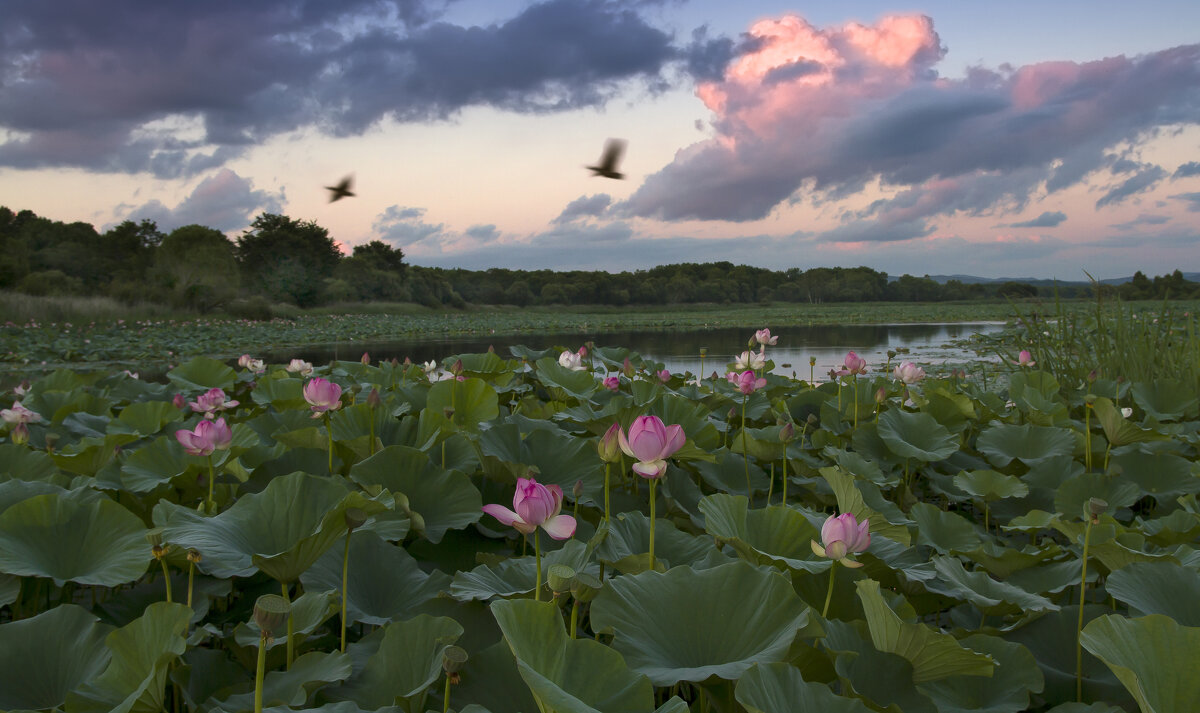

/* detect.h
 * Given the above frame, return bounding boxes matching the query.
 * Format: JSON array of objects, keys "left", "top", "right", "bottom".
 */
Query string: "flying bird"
[
  {"left": 325, "top": 175, "right": 355, "bottom": 202},
  {"left": 587, "top": 139, "right": 627, "bottom": 179}
]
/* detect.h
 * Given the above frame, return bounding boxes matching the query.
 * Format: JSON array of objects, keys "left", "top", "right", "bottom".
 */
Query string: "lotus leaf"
[
  {"left": 1002, "top": 605, "right": 1131, "bottom": 706},
  {"left": 449, "top": 539, "right": 590, "bottom": 601},
  {"left": 693, "top": 450, "right": 770, "bottom": 495},
  {"left": 1111, "top": 450, "right": 1200, "bottom": 501},
  {"left": 910, "top": 502, "right": 983, "bottom": 553},
  {"left": 976, "top": 423, "right": 1076, "bottom": 467},
  {"left": 492, "top": 598, "right": 656, "bottom": 713},
  {"left": 426, "top": 376, "right": 500, "bottom": 430},
  {"left": 1053, "top": 473, "right": 1142, "bottom": 518},
  {"left": 534, "top": 357, "right": 598, "bottom": 399},
  {"left": 349, "top": 445, "right": 481, "bottom": 543},
  {"left": 119, "top": 435, "right": 191, "bottom": 493},
  {"left": 234, "top": 589, "right": 339, "bottom": 650},
  {"left": 916, "top": 634, "right": 1044, "bottom": 713},
  {"left": 924, "top": 555, "right": 1059, "bottom": 615},
  {"left": 1080, "top": 614, "right": 1200, "bottom": 713},
  {"left": 212, "top": 650, "right": 353, "bottom": 712},
  {"left": 0, "top": 604, "right": 113, "bottom": 711},
  {"left": 589, "top": 559, "right": 810, "bottom": 685},
  {"left": 877, "top": 408, "right": 958, "bottom": 462},
  {"left": 171, "top": 647, "right": 250, "bottom": 712},
  {"left": 1092, "top": 397, "right": 1170, "bottom": 447},
  {"left": 166, "top": 356, "right": 237, "bottom": 391},
  {"left": 1130, "top": 379, "right": 1199, "bottom": 421},
  {"left": 953, "top": 469, "right": 1029, "bottom": 501},
  {"left": 823, "top": 618, "right": 939, "bottom": 713},
  {"left": 595, "top": 510, "right": 724, "bottom": 571},
  {"left": 0, "top": 488, "right": 150, "bottom": 586},
  {"left": 1105, "top": 562, "right": 1200, "bottom": 626},
  {"left": 820, "top": 466, "right": 911, "bottom": 545},
  {"left": 0, "top": 443, "right": 63, "bottom": 483},
  {"left": 442, "top": 640, "right": 538, "bottom": 713},
  {"left": 698, "top": 494, "right": 828, "bottom": 573},
  {"left": 734, "top": 662, "right": 875, "bottom": 713},
  {"left": 109, "top": 400, "right": 182, "bottom": 437}
]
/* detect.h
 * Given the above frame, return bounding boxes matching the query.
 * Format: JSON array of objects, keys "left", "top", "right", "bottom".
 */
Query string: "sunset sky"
[{"left": 2, "top": 0, "right": 1198, "bottom": 279}]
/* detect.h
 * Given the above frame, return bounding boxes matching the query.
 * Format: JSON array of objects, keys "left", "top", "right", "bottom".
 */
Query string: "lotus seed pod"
[
  {"left": 570, "top": 572, "right": 603, "bottom": 603},
  {"left": 1086, "top": 497, "right": 1108, "bottom": 523},
  {"left": 547, "top": 564, "right": 577, "bottom": 594},
  {"left": 344, "top": 507, "right": 368, "bottom": 531},
  {"left": 145, "top": 527, "right": 165, "bottom": 548},
  {"left": 253, "top": 594, "right": 291, "bottom": 638},
  {"left": 442, "top": 645, "right": 469, "bottom": 674}
]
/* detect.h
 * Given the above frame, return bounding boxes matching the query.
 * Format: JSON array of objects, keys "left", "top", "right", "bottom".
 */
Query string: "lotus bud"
[
  {"left": 442, "top": 645, "right": 468, "bottom": 677},
  {"left": 452, "top": 359, "right": 464, "bottom": 376},
  {"left": 344, "top": 507, "right": 368, "bottom": 531},
  {"left": 598, "top": 422, "right": 622, "bottom": 463},
  {"left": 172, "top": 393, "right": 187, "bottom": 409},
  {"left": 400, "top": 357, "right": 408, "bottom": 366},
  {"left": 875, "top": 386, "right": 887, "bottom": 404},
  {"left": 1084, "top": 393, "right": 1097, "bottom": 405},
  {"left": 547, "top": 564, "right": 577, "bottom": 595},
  {"left": 1086, "top": 497, "right": 1108, "bottom": 524},
  {"left": 253, "top": 594, "right": 291, "bottom": 639},
  {"left": 1087, "top": 368, "right": 1099, "bottom": 383},
  {"left": 443, "top": 406, "right": 455, "bottom": 420},
  {"left": 809, "top": 356, "right": 816, "bottom": 366},
  {"left": 570, "top": 572, "right": 603, "bottom": 602},
  {"left": 367, "top": 388, "right": 382, "bottom": 408},
  {"left": 361, "top": 352, "right": 370, "bottom": 365},
  {"left": 572, "top": 479, "right": 584, "bottom": 500},
  {"left": 806, "top": 413, "right": 819, "bottom": 426},
  {"left": 779, "top": 421, "right": 795, "bottom": 443},
  {"left": 622, "top": 357, "right": 634, "bottom": 377}
]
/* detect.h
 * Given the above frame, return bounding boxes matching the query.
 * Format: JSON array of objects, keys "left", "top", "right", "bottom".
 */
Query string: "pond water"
[{"left": 271, "top": 322, "right": 1005, "bottom": 380}]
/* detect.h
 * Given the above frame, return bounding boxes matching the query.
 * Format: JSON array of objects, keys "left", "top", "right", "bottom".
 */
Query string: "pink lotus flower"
[
  {"left": 1014, "top": 350, "right": 1036, "bottom": 367},
  {"left": 189, "top": 388, "right": 238, "bottom": 419},
  {"left": 657, "top": 369, "right": 671, "bottom": 383},
  {"left": 2, "top": 401, "right": 41, "bottom": 445},
  {"left": 597, "top": 422, "right": 622, "bottom": 463},
  {"left": 237, "top": 354, "right": 254, "bottom": 369},
  {"left": 726, "top": 370, "right": 766, "bottom": 394},
  {"left": 172, "top": 393, "right": 187, "bottom": 409},
  {"left": 836, "top": 351, "right": 868, "bottom": 377},
  {"left": 619, "top": 415, "right": 685, "bottom": 479},
  {"left": 175, "top": 417, "right": 233, "bottom": 456},
  {"left": 811, "top": 512, "right": 870, "bottom": 568},
  {"left": 735, "top": 349, "right": 766, "bottom": 372},
  {"left": 892, "top": 361, "right": 925, "bottom": 384},
  {"left": 558, "top": 349, "right": 584, "bottom": 371},
  {"left": 287, "top": 359, "right": 314, "bottom": 376},
  {"left": 754, "top": 328, "right": 778, "bottom": 346},
  {"left": 603, "top": 375, "right": 619, "bottom": 392},
  {"left": 237, "top": 355, "right": 265, "bottom": 374},
  {"left": 481, "top": 476, "right": 576, "bottom": 539},
  {"left": 303, "top": 378, "right": 343, "bottom": 417}
]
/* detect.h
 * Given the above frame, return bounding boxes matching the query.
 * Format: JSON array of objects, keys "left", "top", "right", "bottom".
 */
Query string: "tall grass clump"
[{"left": 0, "top": 292, "right": 180, "bottom": 324}]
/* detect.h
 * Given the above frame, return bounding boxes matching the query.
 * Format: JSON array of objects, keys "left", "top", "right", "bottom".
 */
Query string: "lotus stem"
[
  {"left": 822, "top": 561, "right": 837, "bottom": 619},
  {"left": 282, "top": 582, "right": 294, "bottom": 670},
  {"left": 324, "top": 414, "right": 333, "bottom": 474},
  {"left": 741, "top": 394, "right": 750, "bottom": 498},
  {"left": 852, "top": 375, "right": 859, "bottom": 429},
  {"left": 534, "top": 529, "right": 542, "bottom": 602},
  {"left": 205, "top": 454, "right": 216, "bottom": 514},
  {"left": 603, "top": 462, "right": 611, "bottom": 523},
  {"left": 1076, "top": 517, "right": 1094, "bottom": 702},
  {"left": 766, "top": 463, "right": 774, "bottom": 505},
  {"left": 781, "top": 453, "right": 789, "bottom": 505},
  {"left": 160, "top": 558, "right": 172, "bottom": 604},
  {"left": 648, "top": 479, "right": 660, "bottom": 570},
  {"left": 186, "top": 560, "right": 194, "bottom": 609},
  {"left": 1084, "top": 405, "right": 1092, "bottom": 471},
  {"left": 368, "top": 409, "right": 376, "bottom": 458},
  {"left": 570, "top": 599, "right": 580, "bottom": 640},
  {"left": 340, "top": 527, "right": 351, "bottom": 652},
  {"left": 254, "top": 631, "right": 268, "bottom": 713},
  {"left": 443, "top": 673, "right": 452, "bottom": 713}
]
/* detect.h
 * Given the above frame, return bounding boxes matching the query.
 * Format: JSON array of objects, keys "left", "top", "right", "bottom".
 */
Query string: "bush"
[{"left": 222, "top": 296, "right": 275, "bottom": 321}]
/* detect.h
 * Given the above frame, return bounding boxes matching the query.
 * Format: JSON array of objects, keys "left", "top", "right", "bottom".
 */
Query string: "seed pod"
[
  {"left": 344, "top": 507, "right": 368, "bottom": 531},
  {"left": 253, "top": 594, "right": 291, "bottom": 638},
  {"left": 570, "top": 572, "right": 603, "bottom": 603},
  {"left": 442, "top": 646, "right": 468, "bottom": 675},
  {"left": 547, "top": 564, "right": 577, "bottom": 594}
]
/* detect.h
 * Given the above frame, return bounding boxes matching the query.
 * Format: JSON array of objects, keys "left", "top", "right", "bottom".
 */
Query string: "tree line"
[{"left": 1, "top": 206, "right": 1195, "bottom": 315}]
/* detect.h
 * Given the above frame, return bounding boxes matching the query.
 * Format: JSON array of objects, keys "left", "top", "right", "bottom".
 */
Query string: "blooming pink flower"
[
  {"left": 836, "top": 351, "right": 868, "bottom": 377},
  {"left": 189, "top": 388, "right": 239, "bottom": 419},
  {"left": 237, "top": 354, "right": 254, "bottom": 368},
  {"left": 603, "top": 375, "right": 619, "bottom": 392},
  {"left": 811, "top": 512, "right": 870, "bottom": 568},
  {"left": 1014, "top": 350, "right": 1036, "bottom": 367},
  {"left": 726, "top": 370, "right": 766, "bottom": 394},
  {"left": 303, "top": 378, "right": 343, "bottom": 417},
  {"left": 481, "top": 476, "right": 576, "bottom": 539},
  {"left": 657, "top": 369, "right": 671, "bottom": 383},
  {"left": 1, "top": 401, "right": 41, "bottom": 425},
  {"left": 618, "top": 415, "right": 685, "bottom": 479},
  {"left": 175, "top": 417, "right": 233, "bottom": 456},
  {"left": 734, "top": 349, "right": 766, "bottom": 372},
  {"left": 892, "top": 361, "right": 925, "bottom": 384},
  {"left": 754, "top": 328, "right": 778, "bottom": 346}
]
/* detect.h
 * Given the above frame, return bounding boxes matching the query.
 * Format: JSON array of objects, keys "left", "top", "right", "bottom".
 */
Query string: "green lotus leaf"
[
  {"left": 923, "top": 556, "right": 1059, "bottom": 615},
  {"left": 653, "top": 393, "right": 723, "bottom": 451},
  {"left": 976, "top": 423, "right": 1076, "bottom": 467},
  {"left": 1003, "top": 558, "right": 1086, "bottom": 596},
  {"left": 443, "top": 640, "right": 538, "bottom": 713},
  {"left": 693, "top": 451, "right": 770, "bottom": 495},
  {"left": 734, "top": 662, "right": 874, "bottom": 713},
  {"left": 171, "top": 647, "right": 250, "bottom": 713},
  {"left": 877, "top": 408, "right": 958, "bottom": 462},
  {"left": 1080, "top": 614, "right": 1200, "bottom": 713},
  {"left": 350, "top": 445, "right": 481, "bottom": 543},
  {"left": 916, "top": 634, "right": 1044, "bottom": 713},
  {"left": 910, "top": 502, "right": 983, "bottom": 554},
  {"left": 52, "top": 434, "right": 130, "bottom": 476},
  {"left": 698, "top": 494, "right": 828, "bottom": 573},
  {"left": 0, "top": 443, "right": 64, "bottom": 483},
  {"left": 0, "top": 604, "right": 113, "bottom": 711},
  {"left": 516, "top": 428, "right": 605, "bottom": 505},
  {"left": 0, "top": 572, "right": 18, "bottom": 608},
  {"left": 823, "top": 618, "right": 938, "bottom": 713},
  {"left": 159, "top": 471, "right": 387, "bottom": 581},
  {"left": 1130, "top": 379, "right": 1200, "bottom": 422},
  {"left": 119, "top": 435, "right": 191, "bottom": 493},
  {"left": 856, "top": 579, "right": 994, "bottom": 683},
  {"left": 1092, "top": 398, "right": 1170, "bottom": 447},
  {"left": 953, "top": 470, "right": 1029, "bottom": 501},
  {"left": 109, "top": 400, "right": 183, "bottom": 437},
  {"left": 1053, "top": 473, "right": 1142, "bottom": 518},
  {"left": 234, "top": 589, "right": 339, "bottom": 650},
  {"left": 211, "top": 650, "right": 353, "bottom": 712},
  {"left": 1110, "top": 451, "right": 1200, "bottom": 501},
  {"left": 1105, "top": 562, "right": 1200, "bottom": 626},
  {"left": 1002, "top": 605, "right": 1131, "bottom": 706},
  {"left": 589, "top": 560, "right": 810, "bottom": 686},
  {"left": 595, "top": 510, "right": 724, "bottom": 571},
  {"left": 1042, "top": 704, "right": 1126, "bottom": 713},
  {"left": 250, "top": 373, "right": 309, "bottom": 410},
  {"left": 653, "top": 697, "right": 690, "bottom": 713},
  {"left": 922, "top": 388, "right": 977, "bottom": 432},
  {"left": 1008, "top": 370, "right": 1061, "bottom": 403},
  {"left": 166, "top": 356, "right": 237, "bottom": 391},
  {"left": 323, "top": 615, "right": 463, "bottom": 710},
  {"left": 426, "top": 377, "right": 500, "bottom": 430},
  {"left": 453, "top": 350, "right": 518, "bottom": 377},
  {"left": 0, "top": 488, "right": 150, "bottom": 586},
  {"left": 254, "top": 701, "right": 406, "bottom": 713},
  {"left": 492, "top": 598, "right": 655, "bottom": 713},
  {"left": 1141, "top": 510, "right": 1200, "bottom": 547},
  {"left": 820, "top": 466, "right": 911, "bottom": 545},
  {"left": 534, "top": 357, "right": 598, "bottom": 399},
  {"left": 831, "top": 447, "right": 899, "bottom": 486},
  {"left": 0, "top": 478, "right": 71, "bottom": 514},
  {"left": 65, "top": 601, "right": 190, "bottom": 713},
  {"left": 300, "top": 530, "right": 451, "bottom": 626},
  {"left": 448, "top": 540, "right": 589, "bottom": 601}
]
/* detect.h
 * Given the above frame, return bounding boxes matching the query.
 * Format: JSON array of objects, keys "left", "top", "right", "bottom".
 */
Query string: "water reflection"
[{"left": 271, "top": 323, "right": 1002, "bottom": 380}]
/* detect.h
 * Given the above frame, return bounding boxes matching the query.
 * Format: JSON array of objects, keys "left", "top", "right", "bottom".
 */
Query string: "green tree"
[
  {"left": 351, "top": 240, "right": 407, "bottom": 276},
  {"left": 156, "top": 225, "right": 239, "bottom": 311},
  {"left": 235, "top": 214, "right": 342, "bottom": 306}
]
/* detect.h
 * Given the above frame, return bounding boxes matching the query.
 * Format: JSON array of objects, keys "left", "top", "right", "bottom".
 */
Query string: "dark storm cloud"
[
  {"left": 0, "top": 0, "right": 692, "bottom": 175},
  {"left": 553, "top": 193, "right": 613, "bottom": 223},
  {"left": 116, "top": 168, "right": 284, "bottom": 232},
  {"left": 1008, "top": 211, "right": 1067, "bottom": 228}
]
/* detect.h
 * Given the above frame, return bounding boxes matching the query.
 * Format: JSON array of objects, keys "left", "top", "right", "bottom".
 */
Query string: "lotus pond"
[{"left": 0, "top": 335, "right": 1197, "bottom": 713}]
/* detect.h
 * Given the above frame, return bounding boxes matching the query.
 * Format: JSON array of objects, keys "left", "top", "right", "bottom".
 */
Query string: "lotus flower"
[
  {"left": 237, "top": 354, "right": 254, "bottom": 368},
  {"left": 172, "top": 393, "right": 187, "bottom": 409},
  {"left": 603, "top": 375, "right": 619, "bottom": 392},
  {"left": 189, "top": 388, "right": 238, "bottom": 419},
  {"left": 657, "top": 369, "right": 671, "bottom": 383},
  {"left": 558, "top": 349, "right": 584, "bottom": 371},
  {"left": 754, "top": 328, "right": 778, "bottom": 346},
  {"left": 836, "top": 351, "right": 868, "bottom": 377},
  {"left": 303, "top": 378, "right": 343, "bottom": 417},
  {"left": 619, "top": 415, "right": 685, "bottom": 479},
  {"left": 1014, "top": 350, "right": 1036, "bottom": 367},
  {"left": 2, "top": 401, "right": 41, "bottom": 445},
  {"left": 175, "top": 417, "right": 233, "bottom": 456},
  {"left": 238, "top": 354, "right": 265, "bottom": 374},
  {"left": 892, "top": 361, "right": 925, "bottom": 384},
  {"left": 597, "top": 422, "right": 622, "bottom": 463},
  {"left": 481, "top": 476, "right": 576, "bottom": 539},
  {"left": 727, "top": 370, "right": 766, "bottom": 395},
  {"left": 423, "top": 360, "right": 438, "bottom": 375},
  {"left": 811, "top": 512, "right": 870, "bottom": 568},
  {"left": 286, "top": 359, "right": 314, "bottom": 376},
  {"left": 734, "top": 349, "right": 766, "bottom": 372}
]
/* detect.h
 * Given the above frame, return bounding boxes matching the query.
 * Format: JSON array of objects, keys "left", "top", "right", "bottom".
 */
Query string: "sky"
[{"left": 1, "top": 0, "right": 1199, "bottom": 280}]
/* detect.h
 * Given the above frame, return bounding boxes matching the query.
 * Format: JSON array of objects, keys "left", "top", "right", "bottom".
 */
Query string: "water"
[{"left": 272, "top": 322, "right": 1004, "bottom": 380}]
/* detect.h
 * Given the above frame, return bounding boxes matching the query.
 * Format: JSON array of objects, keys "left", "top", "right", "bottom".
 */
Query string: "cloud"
[
  {"left": 1007, "top": 211, "right": 1067, "bottom": 228},
  {"left": 620, "top": 14, "right": 1200, "bottom": 223},
  {"left": 1170, "top": 192, "right": 1200, "bottom": 211},
  {"left": 1095, "top": 166, "right": 1167, "bottom": 208},
  {"left": 1110, "top": 213, "right": 1171, "bottom": 230},
  {"left": 553, "top": 193, "right": 613, "bottom": 223},
  {"left": 1173, "top": 161, "right": 1200, "bottom": 179},
  {"left": 116, "top": 169, "right": 283, "bottom": 232},
  {"left": 0, "top": 0, "right": 682, "bottom": 175},
  {"left": 371, "top": 204, "right": 445, "bottom": 248}
]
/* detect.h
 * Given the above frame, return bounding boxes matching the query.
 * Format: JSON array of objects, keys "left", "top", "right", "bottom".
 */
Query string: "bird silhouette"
[
  {"left": 325, "top": 175, "right": 355, "bottom": 202},
  {"left": 586, "top": 139, "right": 627, "bottom": 179}
]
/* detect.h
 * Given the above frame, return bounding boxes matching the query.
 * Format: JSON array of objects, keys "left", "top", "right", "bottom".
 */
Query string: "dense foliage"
[{"left": 0, "top": 328, "right": 1196, "bottom": 712}]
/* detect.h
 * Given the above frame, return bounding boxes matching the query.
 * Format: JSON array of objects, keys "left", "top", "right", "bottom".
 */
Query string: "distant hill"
[{"left": 912, "top": 273, "right": 1200, "bottom": 286}]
